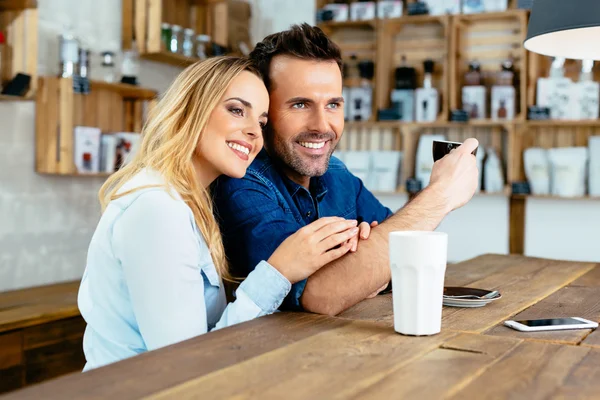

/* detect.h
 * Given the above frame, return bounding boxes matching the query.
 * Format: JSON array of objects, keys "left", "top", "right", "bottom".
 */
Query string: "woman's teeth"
[
  {"left": 227, "top": 142, "right": 250, "bottom": 155},
  {"left": 299, "top": 141, "right": 326, "bottom": 149}
]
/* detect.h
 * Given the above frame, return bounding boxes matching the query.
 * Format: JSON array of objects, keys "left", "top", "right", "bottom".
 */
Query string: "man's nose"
[{"left": 306, "top": 108, "right": 329, "bottom": 133}]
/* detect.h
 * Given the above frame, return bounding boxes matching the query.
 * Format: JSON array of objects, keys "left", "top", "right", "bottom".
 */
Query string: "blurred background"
[{"left": 2, "top": 0, "right": 599, "bottom": 298}]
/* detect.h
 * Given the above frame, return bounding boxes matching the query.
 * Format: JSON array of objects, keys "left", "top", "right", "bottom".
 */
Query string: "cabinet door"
[
  {"left": 0, "top": 330, "right": 24, "bottom": 394},
  {"left": 23, "top": 317, "right": 86, "bottom": 384}
]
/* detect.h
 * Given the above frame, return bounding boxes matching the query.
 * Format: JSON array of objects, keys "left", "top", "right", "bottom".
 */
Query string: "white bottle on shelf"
[
  {"left": 571, "top": 60, "right": 600, "bottom": 120},
  {"left": 415, "top": 60, "right": 439, "bottom": 123},
  {"left": 536, "top": 57, "right": 573, "bottom": 120}
]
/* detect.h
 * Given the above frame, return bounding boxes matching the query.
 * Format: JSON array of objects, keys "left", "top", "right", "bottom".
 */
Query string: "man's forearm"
[{"left": 301, "top": 186, "right": 450, "bottom": 316}]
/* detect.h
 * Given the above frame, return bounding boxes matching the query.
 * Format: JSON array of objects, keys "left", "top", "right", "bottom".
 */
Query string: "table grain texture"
[{"left": 4, "top": 254, "right": 600, "bottom": 400}]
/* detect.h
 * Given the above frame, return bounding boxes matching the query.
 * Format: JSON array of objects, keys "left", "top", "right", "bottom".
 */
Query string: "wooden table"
[{"left": 4, "top": 254, "right": 600, "bottom": 399}]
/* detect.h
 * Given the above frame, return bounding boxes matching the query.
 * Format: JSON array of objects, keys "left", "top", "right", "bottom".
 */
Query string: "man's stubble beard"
[{"left": 265, "top": 125, "right": 336, "bottom": 178}]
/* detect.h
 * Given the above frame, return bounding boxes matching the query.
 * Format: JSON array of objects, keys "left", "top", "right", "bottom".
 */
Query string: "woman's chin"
[{"left": 223, "top": 167, "right": 247, "bottom": 180}]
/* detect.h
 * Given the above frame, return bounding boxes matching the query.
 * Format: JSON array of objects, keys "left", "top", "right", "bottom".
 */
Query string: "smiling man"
[{"left": 213, "top": 24, "right": 479, "bottom": 315}]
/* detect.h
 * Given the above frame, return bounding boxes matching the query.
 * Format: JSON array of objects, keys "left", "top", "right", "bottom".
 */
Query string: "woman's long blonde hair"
[{"left": 99, "top": 56, "right": 261, "bottom": 281}]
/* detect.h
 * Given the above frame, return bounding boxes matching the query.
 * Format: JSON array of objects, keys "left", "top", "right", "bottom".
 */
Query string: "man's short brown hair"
[{"left": 249, "top": 23, "right": 343, "bottom": 91}]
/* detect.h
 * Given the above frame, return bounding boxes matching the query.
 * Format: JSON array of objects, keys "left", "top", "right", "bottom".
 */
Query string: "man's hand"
[
  {"left": 428, "top": 138, "right": 480, "bottom": 214},
  {"left": 347, "top": 221, "right": 378, "bottom": 252}
]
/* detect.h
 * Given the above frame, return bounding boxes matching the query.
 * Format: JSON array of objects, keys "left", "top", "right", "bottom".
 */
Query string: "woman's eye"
[
  {"left": 230, "top": 107, "right": 244, "bottom": 116},
  {"left": 259, "top": 122, "right": 267, "bottom": 129}
]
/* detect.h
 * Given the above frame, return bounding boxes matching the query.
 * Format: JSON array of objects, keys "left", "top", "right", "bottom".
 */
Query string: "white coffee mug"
[{"left": 389, "top": 231, "right": 448, "bottom": 336}]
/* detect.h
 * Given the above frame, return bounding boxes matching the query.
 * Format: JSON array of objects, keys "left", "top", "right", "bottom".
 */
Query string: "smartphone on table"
[{"left": 504, "top": 317, "right": 598, "bottom": 332}]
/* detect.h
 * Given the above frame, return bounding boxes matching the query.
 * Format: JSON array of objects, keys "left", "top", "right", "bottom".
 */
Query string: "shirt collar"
[{"left": 282, "top": 172, "right": 328, "bottom": 200}]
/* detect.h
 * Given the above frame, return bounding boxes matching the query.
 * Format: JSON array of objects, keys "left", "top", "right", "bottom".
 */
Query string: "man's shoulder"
[{"left": 327, "top": 155, "right": 349, "bottom": 173}]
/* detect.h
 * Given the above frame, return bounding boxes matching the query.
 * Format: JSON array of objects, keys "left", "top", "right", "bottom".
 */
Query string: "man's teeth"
[
  {"left": 227, "top": 142, "right": 250, "bottom": 156},
  {"left": 299, "top": 141, "right": 326, "bottom": 149}
]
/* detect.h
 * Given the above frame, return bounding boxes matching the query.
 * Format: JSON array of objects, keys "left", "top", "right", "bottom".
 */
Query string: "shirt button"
[{"left": 306, "top": 211, "right": 312, "bottom": 217}]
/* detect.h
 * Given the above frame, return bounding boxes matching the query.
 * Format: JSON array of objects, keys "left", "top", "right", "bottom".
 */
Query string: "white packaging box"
[
  {"left": 350, "top": 1, "right": 376, "bottom": 21},
  {"left": 537, "top": 77, "right": 573, "bottom": 120},
  {"left": 377, "top": 0, "right": 403, "bottom": 18},
  {"left": 371, "top": 151, "right": 403, "bottom": 192},
  {"left": 571, "top": 80, "right": 600, "bottom": 120},
  {"left": 483, "top": 0, "right": 508, "bottom": 12},
  {"left": 415, "top": 134, "right": 445, "bottom": 188},
  {"left": 100, "top": 134, "right": 119, "bottom": 173},
  {"left": 426, "top": 0, "right": 460, "bottom": 15},
  {"left": 74, "top": 126, "right": 102, "bottom": 174},
  {"left": 323, "top": 4, "right": 349, "bottom": 22},
  {"left": 589, "top": 136, "right": 600, "bottom": 196},
  {"left": 491, "top": 86, "right": 516, "bottom": 120},
  {"left": 415, "top": 88, "right": 439, "bottom": 122},
  {"left": 462, "top": 86, "right": 487, "bottom": 119},
  {"left": 462, "top": 0, "right": 485, "bottom": 14},
  {"left": 348, "top": 87, "right": 373, "bottom": 122},
  {"left": 345, "top": 151, "right": 373, "bottom": 188},
  {"left": 115, "top": 132, "right": 141, "bottom": 168}
]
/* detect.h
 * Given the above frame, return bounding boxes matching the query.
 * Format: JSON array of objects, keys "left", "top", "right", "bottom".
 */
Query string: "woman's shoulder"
[
  {"left": 105, "top": 172, "right": 195, "bottom": 239},
  {"left": 112, "top": 169, "right": 187, "bottom": 213}
]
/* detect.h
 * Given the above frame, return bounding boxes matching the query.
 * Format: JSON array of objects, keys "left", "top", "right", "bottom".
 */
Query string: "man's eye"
[
  {"left": 327, "top": 103, "right": 340, "bottom": 109},
  {"left": 292, "top": 103, "right": 306, "bottom": 109}
]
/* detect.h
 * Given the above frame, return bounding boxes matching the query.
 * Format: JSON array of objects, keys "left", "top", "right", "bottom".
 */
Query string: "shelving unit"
[
  {"left": 0, "top": 0, "right": 37, "bottom": 99},
  {"left": 318, "top": 1, "right": 600, "bottom": 255},
  {"left": 377, "top": 15, "right": 450, "bottom": 121},
  {"left": 122, "top": 0, "right": 229, "bottom": 68},
  {"left": 35, "top": 77, "right": 157, "bottom": 175},
  {"left": 449, "top": 9, "right": 529, "bottom": 121}
]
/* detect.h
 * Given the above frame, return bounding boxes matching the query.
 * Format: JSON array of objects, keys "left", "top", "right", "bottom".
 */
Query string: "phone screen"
[{"left": 516, "top": 318, "right": 584, "bottom": 327}]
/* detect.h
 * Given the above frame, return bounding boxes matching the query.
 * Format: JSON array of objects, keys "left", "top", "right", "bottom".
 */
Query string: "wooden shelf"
[
  {"left": 525, "top": 120, "right": 600, "bottom": 127},
  {"left": 0, "top": 0, "right": 36, "bottom": 11},
  {"left": 0, "top": 94, "right": 33, "bottom": 101},
  {"left": 457, "top": 9, "right": 529, "bottom": 21},
  {"left": 384, "top": 14, "right": 449, "bottom": 24},
  {"left": 373, "top": 186, "right": 511, "bottom": 197},
  {"left": 37, "top": 172, "right": 113, "bottom": 178},
  {"left": 141, "top": 52, "right": 200, "bottom": 68},
  {"left": 345, "top": 120, "right": 401, "bottom": 129},
  {"left": 512, "top": 194, "right": 600, "bottom": 201},
  {"left": 450, "top": 10, "right": 529, "bottom": 121},
  {"left": 90, "top": 80, "right": 157, "bottom": 100},
  {"left": 0, "top": 1, "right": 38, "bottom": 96},
  {"left": 318, "top": 19, "right": 377, "bottom": 29},
  {"left": 123, "top": 0, "right": 239, "bottom": 67},
  {"left": 36, "top": 77, "right": 155, "bottom": 175}
]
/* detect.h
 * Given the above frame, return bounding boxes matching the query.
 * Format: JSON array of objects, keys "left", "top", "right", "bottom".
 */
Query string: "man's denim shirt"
[{"left": 213, "top": 150, "right": 393, "bottom": 311}]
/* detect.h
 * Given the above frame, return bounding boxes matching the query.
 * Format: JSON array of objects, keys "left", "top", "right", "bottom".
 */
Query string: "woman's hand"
[
  {"left": 347, "top": 221, "right": 378, "bottom": 252},
  {"left": 268, "top": 217, "right": 358, "bottom": 284}
]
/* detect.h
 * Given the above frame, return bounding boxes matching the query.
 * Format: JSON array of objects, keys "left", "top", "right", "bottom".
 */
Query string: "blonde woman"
[{"left": 78, "top": 57, "right": 360, "bottom": 371}]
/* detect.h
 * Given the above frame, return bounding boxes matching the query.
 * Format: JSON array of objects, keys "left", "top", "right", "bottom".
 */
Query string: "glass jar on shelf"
[
  {"left": 121, "top": 46, "right": 139, "bottom": 85},
  {"left": 182, "top": 28, "right": 195, "bottom": 57},
  {"left": 59, "top": 25, "right": 79, "bottom": 78},
  {"left": 161, "top": 23, "right": 171, "bottom": 51},
  {"left": 195, "top": 34, "right": 211, "bottom": 60},
  {"left": 101, "top": 51, "right": 117, "bottom": 83},
  {"left": 170, "top": 25, "right": 182, "bottom": 53}
]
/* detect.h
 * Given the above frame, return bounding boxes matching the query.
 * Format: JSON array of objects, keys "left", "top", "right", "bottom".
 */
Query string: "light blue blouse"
[{"left": 78, "top": 169, "right": 291, "bottom": 371}]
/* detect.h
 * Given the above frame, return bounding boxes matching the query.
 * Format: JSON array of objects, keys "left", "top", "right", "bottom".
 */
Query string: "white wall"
[
  {"left": 377, "top": 193, "right": 510, "bottom": 263},
  {"left": 525, "top": 199, "right": 600, "bottom": 262}
]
